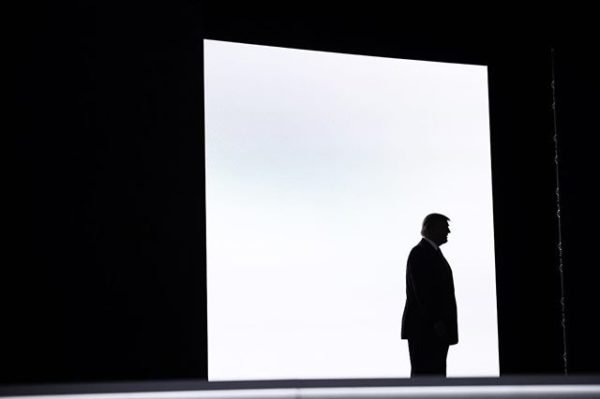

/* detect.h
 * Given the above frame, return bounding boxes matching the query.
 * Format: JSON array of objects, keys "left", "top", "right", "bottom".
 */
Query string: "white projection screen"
[{"left": 204, "top": 39, "right": 499, "bottom": 380}]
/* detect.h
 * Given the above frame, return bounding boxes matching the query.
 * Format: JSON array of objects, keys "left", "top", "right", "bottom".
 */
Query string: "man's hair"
[{"left": 421, "top": 213, "right": 450, "bottom": 236}]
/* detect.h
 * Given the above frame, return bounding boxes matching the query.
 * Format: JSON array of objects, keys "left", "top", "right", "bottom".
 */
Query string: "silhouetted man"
[{"left": 401, "top": 213, "right": 458, "bottom": 376}]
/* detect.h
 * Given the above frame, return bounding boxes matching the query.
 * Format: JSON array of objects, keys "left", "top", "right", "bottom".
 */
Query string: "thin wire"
[{"left": 550, "top": 47, "right": 568, "bottom": 375}]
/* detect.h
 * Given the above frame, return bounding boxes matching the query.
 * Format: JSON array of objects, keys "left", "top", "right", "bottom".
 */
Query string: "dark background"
[{"left": 6, "top": 3, "right": 598, "bottom": 384}]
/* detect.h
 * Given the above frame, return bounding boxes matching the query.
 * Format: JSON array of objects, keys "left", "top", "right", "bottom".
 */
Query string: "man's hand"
[{"left": 434, "top": 321, "right": 447, "bottom": 339}]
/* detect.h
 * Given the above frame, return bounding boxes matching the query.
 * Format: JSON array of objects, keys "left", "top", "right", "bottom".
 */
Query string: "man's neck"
[{"left": 422, "top": 236, "right": 439, "bottom": 251}]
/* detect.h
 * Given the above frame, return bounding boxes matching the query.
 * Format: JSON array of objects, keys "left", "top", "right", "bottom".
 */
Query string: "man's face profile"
[
  {"left": 437, "top": 221, "right": 450, "bottom": 245},
  {"left": 425, "top": 219, "right": 451, "bottom": 246}
]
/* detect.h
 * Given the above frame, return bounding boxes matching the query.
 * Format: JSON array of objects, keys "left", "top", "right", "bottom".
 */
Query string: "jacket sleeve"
[{"left": 407, "top": 248, "right": 444, "bottom": 326}]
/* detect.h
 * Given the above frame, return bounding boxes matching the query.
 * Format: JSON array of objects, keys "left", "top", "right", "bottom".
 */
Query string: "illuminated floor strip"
[{"left": 3, "top": 385, "right": 600, "bottom": 399}]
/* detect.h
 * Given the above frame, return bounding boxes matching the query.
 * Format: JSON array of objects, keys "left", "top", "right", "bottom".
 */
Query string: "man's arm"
[{"left": 407, "top": 249, "right": 448, "bottom": 340}]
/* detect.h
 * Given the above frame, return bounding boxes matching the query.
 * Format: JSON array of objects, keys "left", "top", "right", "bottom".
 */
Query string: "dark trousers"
[{"left": 408, "top": 337, "right": 449, "bottom": 377}]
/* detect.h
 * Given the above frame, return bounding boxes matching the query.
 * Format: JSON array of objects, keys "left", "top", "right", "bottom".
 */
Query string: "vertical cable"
[{"left": 550, "top": 47, "right": 568, "bottom": 375}]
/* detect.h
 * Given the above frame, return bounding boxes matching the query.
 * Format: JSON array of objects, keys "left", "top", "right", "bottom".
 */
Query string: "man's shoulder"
[
  {"left": 408, "top": 239, "right": 432, "bottom": 261},
  {"left": 410, "top": 239, "right": 430, "bottom": 254}
]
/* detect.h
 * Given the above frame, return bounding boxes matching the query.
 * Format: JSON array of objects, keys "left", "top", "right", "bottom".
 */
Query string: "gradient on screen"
[{"left": 204, "top": 39, "right": 498, "bottom": 380}]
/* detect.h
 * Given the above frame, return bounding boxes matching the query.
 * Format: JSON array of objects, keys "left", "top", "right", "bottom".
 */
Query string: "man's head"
[{"left": 421, "top": 213, "right": 451, "bottom": 246}]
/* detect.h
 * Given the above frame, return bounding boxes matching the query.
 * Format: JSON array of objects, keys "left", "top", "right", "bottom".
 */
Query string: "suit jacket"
[{"left": 401, "top": 238, "right": 458, "bottom": 345}]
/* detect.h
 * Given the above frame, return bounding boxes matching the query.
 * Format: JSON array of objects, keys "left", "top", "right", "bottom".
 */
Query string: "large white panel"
[{"left": 204, "top": 39, "right": 498, "bottom": 380}]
